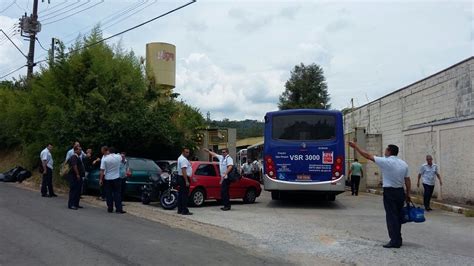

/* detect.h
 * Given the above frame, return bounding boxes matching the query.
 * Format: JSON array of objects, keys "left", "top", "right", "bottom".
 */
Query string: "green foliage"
[
  {"left": 465, "top": 210, "right": 474, "bottom": 217},
  {"left": 0, "top": 27, "right": 204, "bottom": 171},
  {"left": 209, "top": 119, "right": 264, "bottom": 139},
  {"left": 278, "top": 63, "right": 331, "bottom": 110}
]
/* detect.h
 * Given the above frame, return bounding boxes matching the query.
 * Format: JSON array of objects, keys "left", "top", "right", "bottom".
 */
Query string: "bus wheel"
[
  {"left": 327, "top": 194, "right": 336, "bottom": 201},
  {"left": 271, "top": 191, "right": 281, "bottom": 200}
]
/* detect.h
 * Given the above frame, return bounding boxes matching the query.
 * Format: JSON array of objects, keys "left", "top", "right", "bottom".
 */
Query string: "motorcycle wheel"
[{"left": 160, "top": 190, "right": 178, "bottom": 210}]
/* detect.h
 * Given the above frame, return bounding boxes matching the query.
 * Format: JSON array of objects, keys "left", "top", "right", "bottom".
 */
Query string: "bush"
[{"left": 0, "top": 26, "right": 204, "bottom": 176}]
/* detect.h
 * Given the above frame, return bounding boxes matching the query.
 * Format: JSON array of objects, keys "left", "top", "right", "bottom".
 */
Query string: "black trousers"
[
  {"left": 177, "top": 176, "right": 190, "bottom": 214},
  {"left": 351, "top": 175, "right": 361, "bottom": 195},
  {"left": 41, "top": 167, "right": 54, "bottom": 196},
  {"left": 423, "top": 183, "right": 435, "bottom": 209},
  {"left": 99, "top": 184, "right": 105, "bottom": 199},
  {"left": 121, "top": 178, "right": 127, "bottom": 201},
  {"left": 105, "top": 179, "right": 123, "bottom": 212},
  {"left": 68, "top": 175, "right": 83, "bottom": 208},
  {"left": 383, "top": 187, "right": 405, "bottom": 246},
  {"left": 221, "top": 178, "right": 231, "bottom": 208}
]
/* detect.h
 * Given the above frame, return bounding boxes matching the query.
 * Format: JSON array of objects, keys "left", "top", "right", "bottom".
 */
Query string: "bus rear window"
[{"left": 272, "top": 114, "right": 336, "bottom": 141}]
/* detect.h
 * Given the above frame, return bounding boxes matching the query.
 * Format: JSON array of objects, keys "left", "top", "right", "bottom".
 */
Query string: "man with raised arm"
[
  {"left": 348, "top": 141, "right": 411, "bottom": 248},
  {"left": 203, "top": 148, "right": 234, "bottom": 211}
]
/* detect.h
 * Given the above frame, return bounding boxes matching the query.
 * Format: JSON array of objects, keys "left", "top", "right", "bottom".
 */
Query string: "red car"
[{"left": 183, "top": 161, "right": 262, "bottom": 207}]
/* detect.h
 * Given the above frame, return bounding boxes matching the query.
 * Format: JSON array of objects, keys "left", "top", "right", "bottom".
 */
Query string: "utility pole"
[
  {"left": 49, "top": 37, "right": 58, "bottom": 66},
  {"left": 20, "top": 0, "right": 43, "bottom": 79},
  {"left": 26, "top": 0, "right": 40, "bottom": 79}
]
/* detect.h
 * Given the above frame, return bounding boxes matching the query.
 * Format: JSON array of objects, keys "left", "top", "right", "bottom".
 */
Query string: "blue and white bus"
[{"left": 263, "top": 109, "right": 345, "bottom": 201}]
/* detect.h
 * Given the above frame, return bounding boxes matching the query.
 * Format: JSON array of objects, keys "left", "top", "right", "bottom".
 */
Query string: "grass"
[
  {"left": 464, "top": 210, "right": 474, "bottom": 217},
  {"left": 0, "top": 148, "right": 23, "bottom": 172},
  {"left": 0, "top": 147, "right": 68, "bottom": 189}
]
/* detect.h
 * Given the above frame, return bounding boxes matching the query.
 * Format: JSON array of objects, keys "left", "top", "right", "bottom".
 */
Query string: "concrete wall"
[
  {"left": 344, "top": 57, "right": 474, "bottom": 204},
  {"left": 365, "top": 134, "right": 383, "bottom": 188}
]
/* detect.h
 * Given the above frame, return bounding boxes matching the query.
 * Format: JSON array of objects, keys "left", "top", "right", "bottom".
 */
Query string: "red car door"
[
  {"left": 192, "top": 162, "right": 221, "bottom": 199},
  {"left": 229, "top": 176, "right": 247, "bottom": 198}
]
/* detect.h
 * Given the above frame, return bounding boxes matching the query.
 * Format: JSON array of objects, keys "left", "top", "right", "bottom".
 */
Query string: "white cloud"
[
  {"left": 176, "top": 53, "right": 285, "bottom": 120},
  {"left": 1, "top": 0, "right": 472, "bottom": 121}
]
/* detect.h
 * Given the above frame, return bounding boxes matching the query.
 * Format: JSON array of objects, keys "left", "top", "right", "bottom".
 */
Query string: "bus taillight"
[
  {"left": 265, "top": 155, "right": 276, "bottom": 179},
  {"left": 332, "top": 156, "right": 344, "bottom": 180}
]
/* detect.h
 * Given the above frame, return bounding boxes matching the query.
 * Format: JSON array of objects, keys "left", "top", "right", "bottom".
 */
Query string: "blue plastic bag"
[
  {"left": 403, "top": 202, "right": 425, "bottom": 223},
  {"left": 409, "top": 203, "right": 426, "bottom": 223},
  {"left": 402, "top": 204, "right": 412, "bottom": 224}
]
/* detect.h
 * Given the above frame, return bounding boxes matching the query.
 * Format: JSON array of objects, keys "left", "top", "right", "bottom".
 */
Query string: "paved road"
[
  {"left": 138, "top": 189, "right": 474, "bottom": 265},
  {"left": 0, "top": 184, "right": 282, "bottom": 266}
]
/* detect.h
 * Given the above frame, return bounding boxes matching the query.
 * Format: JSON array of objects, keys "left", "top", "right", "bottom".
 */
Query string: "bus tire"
[
  {"left": 271, "top": 191, "right": 281, "bottom": 200},
  {"left": 327, "top": 194, "right": 336, "bottom": 201}
]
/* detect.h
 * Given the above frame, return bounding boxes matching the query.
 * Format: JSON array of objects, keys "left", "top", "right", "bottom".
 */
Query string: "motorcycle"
[{"left": 141, "top": 171, "right": 178, "bottom": 210}]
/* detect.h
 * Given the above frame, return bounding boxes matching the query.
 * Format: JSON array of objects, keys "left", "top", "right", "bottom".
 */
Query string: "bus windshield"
[{"left": 272, "top": 114, "right": 336, "bottom": 141}]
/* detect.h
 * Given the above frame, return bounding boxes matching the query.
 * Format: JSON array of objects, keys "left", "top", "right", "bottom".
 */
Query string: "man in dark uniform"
[
  {"left": 349, "top": 141, "right": 411, "bottom": 248},
  {"left": 68, "top": 146, "right": 85, "bottom": 210},
  {"left": 83, "top": 148, "right": 101, "bottom": 196}
]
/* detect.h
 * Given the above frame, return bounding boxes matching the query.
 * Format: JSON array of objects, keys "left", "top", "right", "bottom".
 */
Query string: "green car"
[{"left": 84, "top": 157, "right": 162, "bottom": 198}]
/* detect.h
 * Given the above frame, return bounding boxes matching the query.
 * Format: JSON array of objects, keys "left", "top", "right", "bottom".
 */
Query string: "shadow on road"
[{"left": 265, "top": 194, "right": 348, "bottom": 210}]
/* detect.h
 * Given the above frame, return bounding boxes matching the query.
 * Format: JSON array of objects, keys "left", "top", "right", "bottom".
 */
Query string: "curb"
[{"left": 366, "top": 189, "right": 472, "bottom": 215}]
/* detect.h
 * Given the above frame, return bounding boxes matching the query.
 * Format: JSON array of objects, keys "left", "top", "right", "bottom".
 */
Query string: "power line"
[
  {"left": 40, "top": 0, "right": 81, "bottom": 19},
  {"left": 0, "top": 64, "right": 26, "bottom": 80},
  {"left": 14, "top": 0, "right": 27, "bottom": 12},
  {"left": 0, "top": 25, "right": 19, "bottom": 43},
  {"left": 36, "top": 37, "right": 48, "bottom": 51},
  {"left": 60, "top": 0, "right": 147, "bottom": 46},
  {"left": 0, "top": 31, "right": 19, "bottom": 46},
  {"left": 69, "top": 0, "right": 197, "bottom": 54},
  {"left": 39, "top": 0, "right": 68, "bottom": 15},
  {"left": 42, "top": 0, "right": 91, "bottom": 21},
  {"left": 43, "top": 0, "right": 105, "bottom": 26},
  {"left": 0, "top": 29, "right": 27, "bottom": 58},
  {"left": 35, "top": 0, "right": 197, "bottom": 65},
  {"left": 102, "top": 0, "right": 158, "bottom": 32},
  {"left": 0, "top": 1, "right": 16, "bottom": 13}
]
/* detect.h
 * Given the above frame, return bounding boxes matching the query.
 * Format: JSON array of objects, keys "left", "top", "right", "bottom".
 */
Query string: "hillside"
[{"left": 208, "top": 119, "right": 264, "bottom": 140}]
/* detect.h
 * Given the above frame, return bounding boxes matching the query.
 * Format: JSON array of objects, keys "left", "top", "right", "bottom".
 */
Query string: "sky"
[{"left": 0, "top": 0, "right": 472, "bottom": 121}]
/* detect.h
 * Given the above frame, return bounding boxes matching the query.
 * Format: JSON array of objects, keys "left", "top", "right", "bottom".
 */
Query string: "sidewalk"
[{"left": 366, "top": 188, "right": 473, "bottom": 215}]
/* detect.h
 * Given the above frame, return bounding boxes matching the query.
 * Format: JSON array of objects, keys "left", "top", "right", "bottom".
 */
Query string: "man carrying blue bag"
[{"left": 349, "top": 141, "right": 412, "bottom": 249}]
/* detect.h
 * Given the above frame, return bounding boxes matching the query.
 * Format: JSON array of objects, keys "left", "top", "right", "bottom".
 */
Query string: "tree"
[
  {"left": 0, "top": 26, "right": 205, "bottom": 168},
  {"left": 278, "top": 63, "right": 331, "bottom": 110}
]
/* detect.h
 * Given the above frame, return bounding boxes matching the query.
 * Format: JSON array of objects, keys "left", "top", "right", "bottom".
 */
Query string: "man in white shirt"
[
  {"left": 203, "top": 148, "right": 234, "bottom": 211},
  {"left": 241, "top": 158, "right": 252, "bottom": 178},
  {"left": 349, "top": 142, "right": 411, "bottom": 249},
  {"left": 177, "top": 148, "right": 193, "bottom": 215},
  {"left": 40, "top": 144, "right": 57, "bottom": 197},
  {"left": 99, "top": 146, "right": 126, "bottom": 214},
  {"left": 417, "top": 155, "right": 443, "bottom": 211},
  {"left": 251, "top": 159, "right": 262, "bottom": 182}
]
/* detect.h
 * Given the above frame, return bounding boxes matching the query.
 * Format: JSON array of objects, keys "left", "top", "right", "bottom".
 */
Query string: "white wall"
[{"left": 344, "top": 57, "right": 474, "bottom": 204}]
